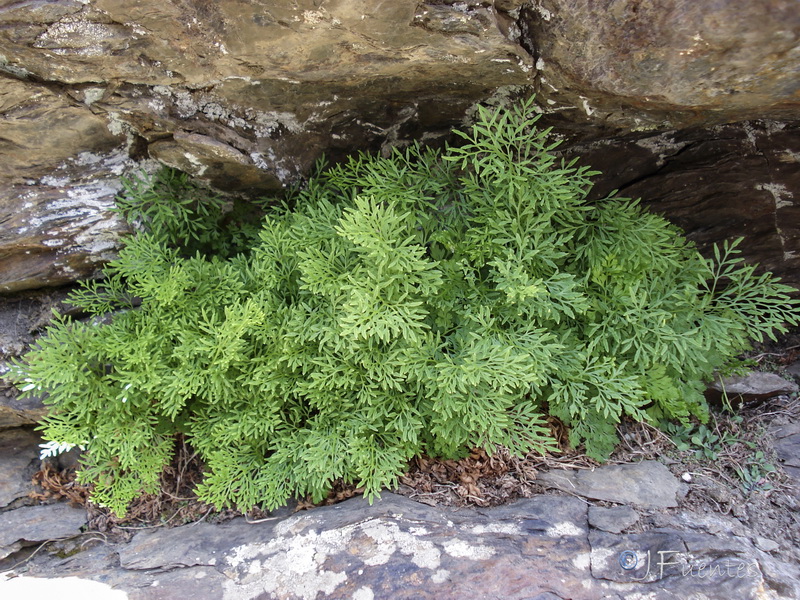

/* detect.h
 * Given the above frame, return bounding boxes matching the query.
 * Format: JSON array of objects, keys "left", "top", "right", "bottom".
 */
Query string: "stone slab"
[
  {"left": 0, "top": 489, "right": 797, "bottom": 599},
  {"left": 588, "top": 505, "right": 639, "bottom": 534},
  {"left": 0, "top": 503, "right": 87, "bottom": 560},
  {"left": 0, "top": 427, "right": 40, "bottom": 508},
  {"left": 538, "top": 461, "right": 684, "bottom": 510}
]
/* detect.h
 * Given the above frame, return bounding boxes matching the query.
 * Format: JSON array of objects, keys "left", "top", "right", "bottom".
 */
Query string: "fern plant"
[{"left": 8, "top": 98, "right": 799, "bottom": 515}]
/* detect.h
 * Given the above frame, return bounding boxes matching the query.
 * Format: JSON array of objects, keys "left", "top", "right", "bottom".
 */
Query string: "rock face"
[
  {"left": 0, "top": 428, "right": 40, "bottom": 509},
  {"left": 522, "top": 0, "right": 800, "bottom": 133},
  {"left": 538, "top": 461, "right": 686, "bottom": 509},
  {"left": 561, "top": 120, "right": 800, "bottom": 285},
  {"left": 1, "top": 429, "right": 798, "bottom": 600},
  {"left": 0, "top": 0, "right": 531, "bottom": 293},
  {"left": 2, "top": 491, "right": 799, "bottom": 600},
  {"left": 0, "top": 0, "right": 799, "bottom": 293}
]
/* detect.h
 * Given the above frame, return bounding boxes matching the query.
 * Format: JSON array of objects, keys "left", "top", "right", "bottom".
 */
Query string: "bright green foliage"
[{"left": 9, "top": 99, "right": 799, "bottom": 515}]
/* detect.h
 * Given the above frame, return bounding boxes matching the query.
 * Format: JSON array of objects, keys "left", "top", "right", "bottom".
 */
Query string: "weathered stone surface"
[
  {"left": 0, "top": 76, "right": 136, "bottom": 292},
  {"left": 538, "top": 461, "right": 684, "bottom": 509},
  {"left": 710, "top": 371, "right": 799, "bottom": 401},
  {"left": 0, "top": 428, "right": 40, "bottom": 508},
  {"left": 118, "top": 519, "right": 269, "bottom": 571},
  {"left": 523, "top": 0, "right": 800, "bottom": 132},
  {"left": 1, "top": 0, "right": 799, "bottom": 295},
  {"left": 773, "top": 422, "right": 800, "bottom": 486},
  {"left": 588, "top": 505, "right": 639, "bottom": 534},
  {"left": 0, "top": 389, "right": 46, "bottom": 430},
  {"left": 754, "top": 536, "right": 781, "bottom": 553},
  {"left": 0, "top": 503, "right": 87, "bottom": 560},
  {"left": 0, "top": 152, "right": 144, "bottom": 293},
  {"left": 561, "top": 120, "right": 800, "bottom": 286},
  {"left": 0, "top": 0, "right": 532, "bottom": 292},
  {"left": 3, "top": 490, "right": 799, "bottom": 599}
]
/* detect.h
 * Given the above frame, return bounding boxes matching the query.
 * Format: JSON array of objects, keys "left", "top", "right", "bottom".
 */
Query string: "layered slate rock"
[
  {"left": 710, "top": 372, "right": 799, "bottom": 404},
  {"left": 537, "top": 460, "right": 686, "bottom": 509},
  {"left": 0, "top": 428, "right": 40, "bottom": 508},
  {"left": 560, "top": 121, "right": 800, "bottom": 286},
  {"left": 0, "top": 0, "right": 531, "bottom": 292},
  {"left": 0, "top": 503, "right": 87, "bottom": 561},
  {"left": 0, "top": 78, "right": 133, "bottom": 293},
  {"left": 522, "top": 0, "right": 800, "bottom": 132},
  {"left": 4, "top": 491, "right": 799, "bottom": 600},
  {"left": 2, "top": 0, "right": 800, "bottom": 293}
]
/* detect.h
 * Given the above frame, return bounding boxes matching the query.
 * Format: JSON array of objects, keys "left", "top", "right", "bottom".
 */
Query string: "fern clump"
[{"left": 9, "top": 99, "right": 799, "bottom": 515}]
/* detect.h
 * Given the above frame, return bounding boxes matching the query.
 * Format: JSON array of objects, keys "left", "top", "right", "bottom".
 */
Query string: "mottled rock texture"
[
  {"left": 523, "top": 0, "right": 800, "bottom": 132},
  {"left": 1, "top": 492, "right": 798, "bottom": 600},
  {"left": 0, "top": 0, "right": 530, "bottom": 292},
  {"left": 562, "top": 121, "right": 800, "bottom": 285}
]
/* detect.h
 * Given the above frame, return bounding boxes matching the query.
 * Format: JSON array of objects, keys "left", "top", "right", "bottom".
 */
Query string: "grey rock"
[
  {"left": 0, "top": 0, "right": 530, "bottom": 293},
  {"left": 0, "top": 428, "right": 40, "bottom": 508},
  {"left": 754, "top": 536, "right": 780, "bottom": 553},
  {"left": 588, "top": 505, "right": 639, "bottom": 534},
  {"left": 589, "top": 529, "right": 688, "bottom": 584},
  {"left": 757, "top": 551, "right": 800, "bottom": 600},
  {"left": 1, "top": 490, "right": 798, "bottom": 599},
  {"left": 785, "top": 361, "right": 800, "bottom": 379},
  {"left": 0, "top": 390, "right": 47, "bottom": 429},
  {"left": 522, "top": 0, "right": 800, "bottom": 131},
  {"left": 771, "top": 423, "right": 800, "bottom": 489},
  {"left": 710, "top": 372, "right": 798, "bottom": 399},
  {"left": 119, "top": 518, "right": 272, "bottom": 571},
  {"left": 562, "top": 121, "right": 800, "bottom": 293},
  {"left": 0, "top": 503, "right": 87, "bottom": 560},
  {"left": 538, "top": 461, "right": 684, "bottom": 509}
]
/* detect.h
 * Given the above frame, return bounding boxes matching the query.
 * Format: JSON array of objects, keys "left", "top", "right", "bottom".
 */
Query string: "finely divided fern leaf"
[{"left": 8, "top": 98, "right": 799, "bottom": 515}]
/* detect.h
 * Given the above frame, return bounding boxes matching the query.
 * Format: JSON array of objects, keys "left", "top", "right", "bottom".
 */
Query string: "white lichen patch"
[
  {"left": 442, "top": 539, "right": 495, "bottom": 560},
  {"left": 75, "top": 152, "right": 104, "bottom": 166},
  {"left": 34, "top": 18, "right": 128, "bottom": 56},
  {"left": 756, "top": 182, "right": 794, "bottom": 209},
  {"left": 534, "top": 4, "right": 552, "bottom": 21},
  {"left": 778, "top": 150, "right": 800, "bottom": 163},
  {"left": 223, "top": 528, "right": 350, "bottom": 600},
  {"left": 572, "top": 551, "right": 591, "bottom": 571},
  {"left": 223, "top": 515, "right": 507, "bottom": 600},
  {"left": 359, "top": 519, "right": 441, "bottom": 569},
  {"left": 352, "top": 587, "right": 374, "bottom": 600},
  {"left": 465, "top": 523, "right": 522, "bottom": 536},
  {"left": 634, "top": 135, "right": 689, "bottom": 167},
  {"left": 578, "top": 96, "right": 595, "bottom": 117},
  {"left": 590, "top": 546, "right": 617, "bottom": 569},
  {"left": 545, "top": 521, "right": 584, "bottom": 537},
  {"left": 40, "top": 175, "right": 70, "bottom": 187},
  {"left": 184, "top": 152, "right": 208, "bottom": 176},
  {"left": 105, "top": 113, "right": 129, "bottom": 137},
  {"left": 431, "top": 568, "right": 450, "bottom": 584},
  {"left": 302, "top": 9, "right": 327, "bottom": 25},
  {"left": 83, "top": 88, "right": 105, "bottom": 105}
]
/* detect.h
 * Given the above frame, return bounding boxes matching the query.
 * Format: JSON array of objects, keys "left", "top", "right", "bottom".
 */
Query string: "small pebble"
[{"left": 681, "top": 472, "right": 692, "bottom": 482}]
